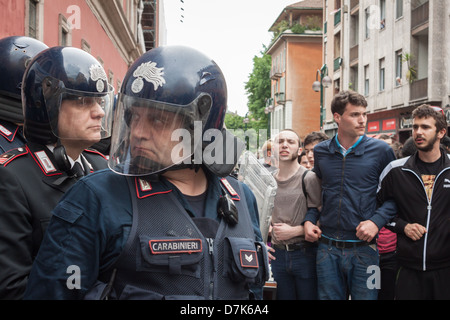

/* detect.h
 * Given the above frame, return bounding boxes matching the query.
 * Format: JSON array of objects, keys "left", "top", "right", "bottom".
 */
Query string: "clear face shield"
[
  {"left": 108, "top": 93, "right": 212, "bottom": 176},
  {"left": 43, "top": 78, "right": 114, "bottom": 143}
]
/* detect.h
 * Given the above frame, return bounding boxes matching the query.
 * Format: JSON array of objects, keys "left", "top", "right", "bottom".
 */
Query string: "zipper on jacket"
[
  {"left": 206, "top": 238, "right": 215, "bottom": 299},
  {"left": 402, "top": 167, "right": 450, "bottom": 271},
  {"left": 336, "top": 153, "right": 346, "bottom": 236}
]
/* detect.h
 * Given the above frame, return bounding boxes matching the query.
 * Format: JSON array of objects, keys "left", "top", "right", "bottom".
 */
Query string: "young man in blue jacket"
[{"left": 304, "top": 90, "right": 396, "bottom": 300}]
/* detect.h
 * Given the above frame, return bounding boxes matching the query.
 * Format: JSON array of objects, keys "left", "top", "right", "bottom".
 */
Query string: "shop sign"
[
  {"left": 400, "top": 115, "right": 413, "bottom": 129},
  {"left": 367, "top": 121, "right": 380, "bottom": 132},
  {"left": 382, "top": 118, "right": 396, "bottom": 131}
]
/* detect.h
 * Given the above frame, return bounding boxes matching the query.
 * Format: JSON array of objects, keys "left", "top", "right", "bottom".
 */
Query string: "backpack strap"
[{"left": 302, "top": 170, "right": 309, "bottom": 198}]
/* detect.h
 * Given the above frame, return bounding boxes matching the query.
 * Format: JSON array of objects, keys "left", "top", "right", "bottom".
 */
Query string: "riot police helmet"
[
  {"left": 0, "top": 36, "right": 48, "bottom": 123},
  {"left": 109, "top": 45, "right": 229, "bottom": 176},
  {"left": 22, "top": 46, "right": 114, "bottom": 145}
]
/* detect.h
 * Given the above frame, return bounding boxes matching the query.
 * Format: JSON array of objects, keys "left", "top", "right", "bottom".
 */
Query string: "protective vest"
[{"left": 93, "top": 176, "right": 268, "bottom": 300}]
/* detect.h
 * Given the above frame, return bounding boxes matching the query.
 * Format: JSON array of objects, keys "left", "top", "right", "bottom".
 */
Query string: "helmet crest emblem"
[
  {"left": 89, "top": 65, "right": 107, "bottom": 92},
  {"left": 132, "top": 61, "right": 165, "bottom": 93}
]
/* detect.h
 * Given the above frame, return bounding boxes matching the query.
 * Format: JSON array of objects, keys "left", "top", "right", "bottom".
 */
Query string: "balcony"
[
  {"left": 410, "top": 78, "right": 428, "bottom": 101},
  {"left": 411, "top": 1, "right": 429, "bottom": 33},
  {"left": 350, "top": 45, "right": 358, "bottom": 65},
  {"left": 275, "top": 92, "right": 285, "bottom": 104},
  {"left": 350, "top": 0, "right": 359, "bottom": 11}
]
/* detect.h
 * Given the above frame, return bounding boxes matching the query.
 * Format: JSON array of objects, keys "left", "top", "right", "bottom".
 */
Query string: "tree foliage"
[{"left": 244, "top": 47, "right": 272, "bottom": 124}]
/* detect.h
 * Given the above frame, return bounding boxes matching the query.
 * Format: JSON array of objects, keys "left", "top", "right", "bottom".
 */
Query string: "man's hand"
[
  {"left": 356, "top": 220, "right": 379, "bottom": 242},
  {"left": 404, "top": 223, "right": 427, "bottom": 241},
  {"left": 271, "top": 223, "right": 303, "bottom": 241},
  {"left": 267, "top": 245, "right": 275, "bottom": 261},
  {"left": 304, "top": 221, "right": 322, "bottom": 242}
]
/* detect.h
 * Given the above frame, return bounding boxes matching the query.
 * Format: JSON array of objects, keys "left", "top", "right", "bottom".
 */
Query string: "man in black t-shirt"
[{"left": 377, "top": 104, "right": 450, "bottom": 300}]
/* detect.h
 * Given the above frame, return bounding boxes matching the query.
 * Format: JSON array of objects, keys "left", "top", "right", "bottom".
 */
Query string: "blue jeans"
[
  {"left": 271, "top": 245, "right": 318, "bottom": 300},
  {"left": 316, "top": 242, "right": 379, "bottom": 300}
]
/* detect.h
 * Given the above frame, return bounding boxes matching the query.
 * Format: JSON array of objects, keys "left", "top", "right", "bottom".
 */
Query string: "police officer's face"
[
  {"left": 129, "top": 106, "right": 186, "bottom": 167},
  {"left": 57, "top": 97, "right": 105, "bottom": 144}
]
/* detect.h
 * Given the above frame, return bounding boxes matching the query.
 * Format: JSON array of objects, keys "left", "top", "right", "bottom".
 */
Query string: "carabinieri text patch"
[{"left": 149, "top": 239, "right": 202, "bottom": 255}]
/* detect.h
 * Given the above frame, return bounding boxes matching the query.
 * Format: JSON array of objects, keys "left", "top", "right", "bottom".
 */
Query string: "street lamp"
[
  {"left": 243, "top": 113, "right": 250, "bottom": 150},
  {"left": 264, "top": 99, "right": 274, "bottom": 139},
  {"left": 312, "top": 64, "right": 332, "bottom": 129}
]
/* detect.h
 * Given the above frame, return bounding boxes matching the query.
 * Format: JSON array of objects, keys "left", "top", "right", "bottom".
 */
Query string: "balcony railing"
[
  {"left": 411, "top": 1, "right": 429, "bottom": 31},
  {"left": 410, "top": 78, "right": 428, "bottom": 101},
  {"left": 275, "top": 92, "right": 285, "bottom": 104}
]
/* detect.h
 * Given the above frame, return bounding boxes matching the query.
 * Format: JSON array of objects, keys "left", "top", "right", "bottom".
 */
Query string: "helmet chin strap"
[
  {"left": 203, "top": 128, "right": 246, "bottom": 177},
  {"left": 53, "top": 140, "right": 71, "bottom": 173}
]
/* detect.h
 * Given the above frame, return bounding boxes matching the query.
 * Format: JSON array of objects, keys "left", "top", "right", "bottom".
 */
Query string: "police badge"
[
  {"left": 131, "top": 61, "right": 165, "bottom": 93},
  {"left": 89, "top": 64, "right": 107, "bottom": 92}
]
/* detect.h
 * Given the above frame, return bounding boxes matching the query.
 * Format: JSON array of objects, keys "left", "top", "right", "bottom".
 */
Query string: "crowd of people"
[
  {"left": 264, "top": 91, "right": 450, "bottom": 300},
  {"left": 0, "top": 35, "right": 449, "bottom": 300}
]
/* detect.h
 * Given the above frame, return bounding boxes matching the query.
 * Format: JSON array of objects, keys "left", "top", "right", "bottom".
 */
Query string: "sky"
[{"left": 162, "top": 0, "right": 300, "bottom": 116}]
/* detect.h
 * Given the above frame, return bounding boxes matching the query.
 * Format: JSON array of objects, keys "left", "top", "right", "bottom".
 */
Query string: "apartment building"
[
  {"left": 324, "top": 0, "right": 449, "bottom": 142},
  {"left": 266, "top": 0, "right": 323, "bottom": 140}
]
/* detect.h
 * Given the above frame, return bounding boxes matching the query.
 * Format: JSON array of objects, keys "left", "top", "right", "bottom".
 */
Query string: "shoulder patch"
[
  {"left": 220, "top": 177, "right": 240, "bottom": 201},
  {"left": 0, "top": 147, "right": 28, "bottom": 166}
]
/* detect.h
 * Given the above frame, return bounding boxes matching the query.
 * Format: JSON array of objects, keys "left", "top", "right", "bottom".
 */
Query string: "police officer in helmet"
[
  {"left": 0, "top": 46, "right": 114, "bottom": 299},
  {"left": 24, "top": 45, "right": 268, "bottom": 300},
  {"left": 0, "top": 36, "right": 48, "bottom": 153}
]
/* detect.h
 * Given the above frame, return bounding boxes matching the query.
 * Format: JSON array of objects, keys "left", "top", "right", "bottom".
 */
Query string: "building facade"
[
  {"left": 266, "top": 0, "right": 324, "bottom": 141},
  {"left": 0, "top": 0, "right": 166, "bottom": 94},
  {"left": 324, "top": 0, "right": 449, "bottom": 142}
]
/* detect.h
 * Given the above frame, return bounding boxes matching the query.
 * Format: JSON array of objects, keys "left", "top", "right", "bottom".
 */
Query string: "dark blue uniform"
[
  {"left": 24, "top": 169, "right": 265, "bottom": 299},
  {"left": 0, "top": 143, "right": 108, "bottom": 299}
]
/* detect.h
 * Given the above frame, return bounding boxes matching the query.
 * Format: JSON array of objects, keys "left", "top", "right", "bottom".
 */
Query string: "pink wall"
[
  {"left": 0, "top": 0, "right": 130, "bottom": 93},
  {"left": 0, "top": 0, "right": 26, "bottom": 36},
  {"left": 42, "top": 0, "right": 128, "bottom": 92}
]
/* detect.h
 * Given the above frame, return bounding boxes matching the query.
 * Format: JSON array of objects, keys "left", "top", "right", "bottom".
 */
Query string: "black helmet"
[
  {"left": 109, "top": 45, "right": 233, "bottom": 176},
  {"left": 0, "top": 36, "right": 48, "bottom": 123},
  {"left": 22, "top": 46, "right": 114, "bottom": 145}
]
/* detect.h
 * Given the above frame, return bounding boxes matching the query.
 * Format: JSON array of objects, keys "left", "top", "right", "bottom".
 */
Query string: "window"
[
  {"left": 350, "top": 66, "right": 358, "bottom": 92},
  {"left": 380, "top": 0, "right": 386, "bottom": 30},
  {"left": 364, "top": 65, "right": 370, "bottom": 96},
  {"left": 108, "top": 70, "right": 114, "bottom": 89},
  {"left": 365, "top": 8, "right": 370, "bottom": 39},
  {"left": 59, "top": 14, "right": 71, "bottom": 46},
  {"left": 28, "top": 0, "right": 38, "bottom": 38},
  {"left": 395, "top": 50, "right": 402, "bottom": 86},
  {"left": 379, "top": 58, "right": 385, "bottom": 92},
  {"left": 81, "top": 39, "right": 91, "bottom": 53},
  {"left": 396, "top": 0, "right": 403, "bottom": 19}
]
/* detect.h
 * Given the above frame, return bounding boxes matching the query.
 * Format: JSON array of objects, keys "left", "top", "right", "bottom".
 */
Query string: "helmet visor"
[
  {"left": 108, "top": 93, "right": 211, "bottom": 176},
  {"left": 44, "top": 84, "right": 114, "bottom": 142}
]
